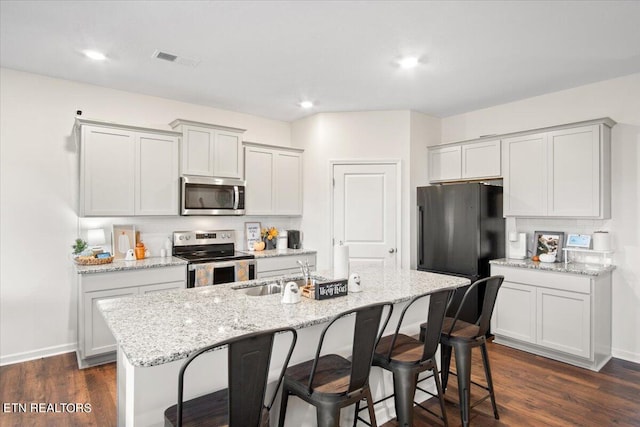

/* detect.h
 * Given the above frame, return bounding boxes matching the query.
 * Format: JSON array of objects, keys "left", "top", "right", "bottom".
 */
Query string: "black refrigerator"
[{"left": 417, "top": 183, "right": 505, "bottom": 323}]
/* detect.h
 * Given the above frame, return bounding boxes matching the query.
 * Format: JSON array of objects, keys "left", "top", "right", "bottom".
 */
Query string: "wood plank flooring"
[{"left": 1, "top": 342, "right": 639, "bottom": 426}]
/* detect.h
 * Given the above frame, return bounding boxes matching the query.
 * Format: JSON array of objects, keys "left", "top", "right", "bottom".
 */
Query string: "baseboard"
[
  {"left": 612, "top": 347, "right": 640, "bottom": 364},
  {"left": 0, "top": 342, "right": 77, "bottom": 366}
]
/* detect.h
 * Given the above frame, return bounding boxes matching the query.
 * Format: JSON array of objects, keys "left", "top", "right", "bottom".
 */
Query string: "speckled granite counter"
[
  {"left": 238, "top": 248, "right": 317, "bottom": 258},
  {"left": 74, "top": 256, "right": 188, "bottom": 274},
  {"left": 98, "top": 264, "right": 468, "bottom": 368},
  {"left": 490, "top": 258, "right": 614, "bottom": 276}
]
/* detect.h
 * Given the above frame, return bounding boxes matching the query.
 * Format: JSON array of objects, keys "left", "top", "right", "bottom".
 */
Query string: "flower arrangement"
[
  {"left": 261, "top": 227, "right": 278, "bottom": 250},
  {"left": 261, "top": 226, "right": 279, "bottom": 241}
]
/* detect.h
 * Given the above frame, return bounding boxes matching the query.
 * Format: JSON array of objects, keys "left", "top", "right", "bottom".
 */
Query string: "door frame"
[{"left": 329, "top": 159, "right": 403, "bottom": 268}]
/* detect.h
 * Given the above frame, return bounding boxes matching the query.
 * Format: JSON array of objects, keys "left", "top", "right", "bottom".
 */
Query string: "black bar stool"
[
  {"left": 422, "top": 275, "right": 504, "bottom": 427},
  {"left": 278, "top": 302, "right": 393, "bottom": 427},
  {"left": 164, "top": 327, "right": 297, "bottom": 427},
  {"left": 366, "top": 288, "right": 454, "bottom": 427}
]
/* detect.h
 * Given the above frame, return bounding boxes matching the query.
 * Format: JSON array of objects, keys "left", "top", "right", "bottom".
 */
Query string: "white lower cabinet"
[
  {"left": 256, "top": 253, "right": 316, "bottom": 279},
  {"left": 491, "top": 264, "right": 611, "bottom": 371},
  {"left": 77, "top": 265, "right": 186, "bottom": 368}
]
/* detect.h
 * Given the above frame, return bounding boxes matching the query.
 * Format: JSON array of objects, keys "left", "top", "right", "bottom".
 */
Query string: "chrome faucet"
[{"left": 297, "top": 259, "right": 310, "bottom": 286}]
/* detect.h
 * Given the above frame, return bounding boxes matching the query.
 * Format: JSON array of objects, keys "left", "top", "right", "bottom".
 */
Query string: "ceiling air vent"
[{"left": 152, "top": 50, "right": 200, "bottom": 67}]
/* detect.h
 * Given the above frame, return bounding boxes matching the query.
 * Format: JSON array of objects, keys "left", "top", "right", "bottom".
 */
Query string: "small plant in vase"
[
  {"left": 72, "top": 238, "right": 91, "bottom": 256},
  {"left": 261, "top": 227, "right": 278, "bottom": 250}
]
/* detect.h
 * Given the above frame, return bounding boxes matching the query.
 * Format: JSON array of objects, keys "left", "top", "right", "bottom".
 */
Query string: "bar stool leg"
[
  {"left": 317, "top": 403, "right": 340, "bottom": 427},
  {"left": 452, "top": 342, "right": 472, "bottom": 427},
  {"left": 392, "top": 366, "right": 417, "bottom": 427},
  {"left": 440, "top": 343, "right": 453, "bottom": 391},
  {"left": 480, "top": 342, "right": 499, "bottom": 419},
  {"left": 364, "top": 388, "right": 378, "bottom": 427},
  {"left": 430, "top": 361, "right": 449, "bottom": 427}
]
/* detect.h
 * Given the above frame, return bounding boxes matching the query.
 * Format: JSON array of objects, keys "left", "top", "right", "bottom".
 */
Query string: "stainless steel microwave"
[{"left": 180, "top": 176, "right": 245, "bottom": 215}]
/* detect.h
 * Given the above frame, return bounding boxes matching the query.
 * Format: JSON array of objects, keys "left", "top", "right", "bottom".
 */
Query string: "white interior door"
[{"left": 333, "top": 162, "right": 399, "bottom": 270}]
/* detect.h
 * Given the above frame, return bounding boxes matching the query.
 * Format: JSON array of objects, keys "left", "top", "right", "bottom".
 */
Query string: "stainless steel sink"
[{"left": 237, "top": 276, "right": 326, "bottom": 296}]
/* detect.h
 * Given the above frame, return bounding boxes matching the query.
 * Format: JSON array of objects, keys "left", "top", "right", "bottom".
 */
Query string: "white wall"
[
  {"left": 441, "top": 73, "right": 640, "bottom": 362},
  {"left": 291, "top": 111, "right": 414, "bottom": 271},
  {"left": 0, "top": 68, "right": 294, "bottom": 364}
]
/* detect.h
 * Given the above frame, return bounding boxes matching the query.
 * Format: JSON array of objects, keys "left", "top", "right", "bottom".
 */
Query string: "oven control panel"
[{"left": 173, "top": 230, "right": 235, "bottom": 246}]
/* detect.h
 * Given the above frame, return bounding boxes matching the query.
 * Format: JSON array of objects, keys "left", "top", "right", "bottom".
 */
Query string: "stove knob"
[
  {"left": 225, "top": 233, "right": 230, "bottom": 238},
  {"left": 179, "top": 236, "right": 184, "bottom": 240},
  {"left": 186, "top": 236, "right": 191, "bottom": 240}
]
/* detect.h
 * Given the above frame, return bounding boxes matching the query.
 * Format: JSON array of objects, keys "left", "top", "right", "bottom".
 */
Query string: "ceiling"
[{"left": 1, "top": 1, "right": 640, "bottom": 122}]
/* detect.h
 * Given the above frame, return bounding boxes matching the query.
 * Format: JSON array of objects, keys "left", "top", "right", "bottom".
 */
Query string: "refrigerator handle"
[{"left": 418, "top": 205, "right": 424, "bottom": 265}]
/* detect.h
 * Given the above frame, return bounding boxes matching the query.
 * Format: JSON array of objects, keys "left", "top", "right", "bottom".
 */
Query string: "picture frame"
[
  {"left": 534, "top": 230, "right": 565, "bottom": 262},
  {"left": 566, "top": 233, "right": 591, "bottom": 249},
  {"left": 245, "top": 221, "right": 261, "bottom": 251},
  {"left": 112, "top": 224, "right": 136, "bottom": 259}
]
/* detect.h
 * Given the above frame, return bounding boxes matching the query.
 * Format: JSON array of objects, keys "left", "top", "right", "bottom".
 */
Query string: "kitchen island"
[{"left": 98, "top": 264, "right": 469, "bottom": 426}]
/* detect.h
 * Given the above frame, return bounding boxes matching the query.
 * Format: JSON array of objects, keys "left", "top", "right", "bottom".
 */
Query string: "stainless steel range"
[{"left": 172, "top": 230, "right": 256, "bottom": 287}]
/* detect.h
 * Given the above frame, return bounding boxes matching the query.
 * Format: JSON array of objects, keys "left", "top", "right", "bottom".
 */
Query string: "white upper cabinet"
[
  {"left": 170, "top": 119, "right": 245, "bottom": 179},
  {"left": 428, "top": 145, "right": 461, "bottom": 182},
  {"left": 135, "top": 132, "right": 180, "bottom": 215},
  {"left": 461, "top": 139, "right": 501, "bottom": 179},
  {"left": 78, "top": 119, "right": 180, "bottom": 217},
  {"left": 244, "top": 142, "right": 303, "bottom": 216},
  {"left": 503, "top": 119, "right": 613, "bottom": 218},
  {"left": 428, "top": 139, "right": 501, "bottom": 183}
]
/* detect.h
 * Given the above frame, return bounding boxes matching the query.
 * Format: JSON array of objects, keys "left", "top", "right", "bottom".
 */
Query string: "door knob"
[{"left": 389, "top": 248, "right": 396, "bottom": 254}]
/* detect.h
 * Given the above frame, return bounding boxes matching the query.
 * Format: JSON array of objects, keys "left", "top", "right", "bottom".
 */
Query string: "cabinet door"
[
  {"left": 244, "top": 146, "right": 275, "bottom": 215},
  {"left": 502, "top": 132, "right": 547, "bottom": 216},
  {"left": 140, "top": 281, "right": 185, "bottom": 294},
  {"left": 547, "top": 125, "right": 600, "bottom": 217},
  {"left": 181, "top": 126, "right": 214, "bottom": 176},
  {"left": 83, "top": 287, "right": 138, "bottom": 357},
  {"left": 428, "top": 146, "right": 462, "bottom": 182},
  {"left": 462, "top": 140, "right": 501, "bottom": 179},
  {"left": 537, "top": 287, "right": 591, "bottom": 358},
  {"left": 491, "top": 281, "right": 536, "bottom": 343},
  {"left": 81, "top": 126, "right": 135, "bottom": 216},
  {"left": 274, "top": 151, "right": 303, "bottom": 215},
  {"left": 214, "top": 130, "right": 243, "bottom": 179},
  {"left": 135, "top": 133, "right": 179, "bottom": 215}
]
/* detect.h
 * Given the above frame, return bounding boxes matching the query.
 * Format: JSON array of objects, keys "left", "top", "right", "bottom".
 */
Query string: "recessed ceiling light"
[
  {"left": 83, "top": 50, "right": 107, "bottom": 61},
  {"left": 398, "top": 56, "right": 419, "bottom": 69},
  {"left": 299, "top": 101, "right": 313, "bottom": 109}
]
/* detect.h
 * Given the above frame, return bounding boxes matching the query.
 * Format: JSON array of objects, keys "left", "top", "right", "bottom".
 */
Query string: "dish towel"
[
  {"left": 195, "top": 264, "right": 214, "bottom": 287},
  {"left": 236, "top": 261, "right": 248, "bottom": 282}
]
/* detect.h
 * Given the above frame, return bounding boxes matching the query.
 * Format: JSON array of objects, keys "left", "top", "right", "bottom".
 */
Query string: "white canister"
[
  {"left": 592, "top": 231, "right": 611, "bottom": 251},
  {"left": 334, "top": 243, "right": 349, "bottom": 279},
  {"left": 277, "top": 231, "right": 288, "bottom": 251}
]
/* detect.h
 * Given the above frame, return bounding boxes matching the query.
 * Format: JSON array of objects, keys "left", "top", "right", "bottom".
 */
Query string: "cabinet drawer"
[
  {"left": 491, "top": 265, "right": 591, "bottom": 294},
  {"left": 256, "top": 254, "right": 316, "bottom": 274},
  {"left": 81, "top": 265, "right": 186, "bottom": 292}
]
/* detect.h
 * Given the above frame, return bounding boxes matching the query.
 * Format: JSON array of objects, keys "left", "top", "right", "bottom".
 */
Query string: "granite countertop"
[
  {"left": 74, "top": 256, "right": 188, "bottom": 274},
  {"left": 238, "top": 248, "right": 317, "bottom": 258},
  {"left": 97, "top": 264, "right": 469, "bottom": 367},
  {"left": 490, "top": 258, "right": 615, "bottom": 276}
]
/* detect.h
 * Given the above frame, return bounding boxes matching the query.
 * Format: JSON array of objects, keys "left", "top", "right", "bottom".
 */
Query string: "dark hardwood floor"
[{"left": 1, "top": 342, "right": 639, "bottom": 426}]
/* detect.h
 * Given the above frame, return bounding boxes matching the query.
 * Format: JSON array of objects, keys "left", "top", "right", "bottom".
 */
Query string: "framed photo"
[
  {"left": 534, "top": 231, "right": 565, "bottom": 262},
  {"left": 112, "top": 224, "right": 136, "bottom": 259},
  {"left": 566, "top": 234, "right": 591, "bottom": 249},
  {"left": 245, "top": 222, "right": 261, "bottom": 251}
]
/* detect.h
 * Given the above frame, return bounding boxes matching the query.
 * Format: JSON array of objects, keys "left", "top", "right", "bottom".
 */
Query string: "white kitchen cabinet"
[
  {"left": 502, "top": 119, "right": 613, "bottom": 218},
  {"left": 78, "top": 119, "right": 180, "bottom": 217},
  {"left": 256, "top": 253, "right": 316, "bottom": 279},
  {"left": 490, "top": 264, "right": 611, "bottom": 371},
  {"left": 244, "top": 142, "right": 304, "bottom": 216},
  {"left": 428, "top": 145, "right": 461, "bottom": 182},
  {"left": 77, "top": 265, "right": 186, "bottom": 368},
  {"left": 428, "top": 139, "right": 501, "bottom": 183},
  {"left": 135, "top": 132, "right": 180, "bottom": 215},
  {"left": 170, "top": 119, "right": 245, "bottom": 179}
]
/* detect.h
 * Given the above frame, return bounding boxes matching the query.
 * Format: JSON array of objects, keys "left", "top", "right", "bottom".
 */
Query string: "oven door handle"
[{"left": 188, "top": 260, "right": 256, "bottom": 271}]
